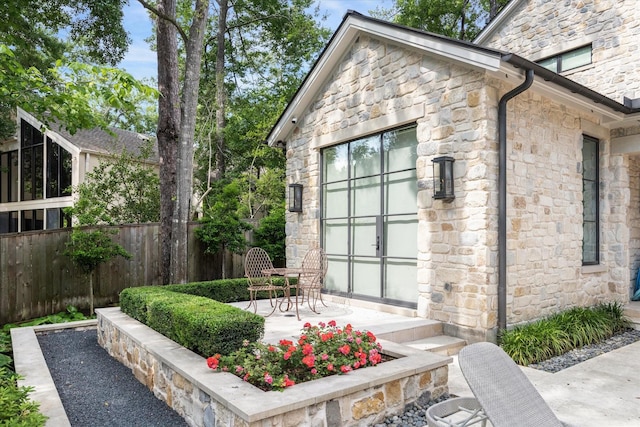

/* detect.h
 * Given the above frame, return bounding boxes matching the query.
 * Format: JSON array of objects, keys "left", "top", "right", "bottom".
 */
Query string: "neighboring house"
[
  {"left": 267, "top": 1, "right": 640, "bottom": 342},
  {"left": 0, "top": 108, "right": 158, "bottom": 234}
]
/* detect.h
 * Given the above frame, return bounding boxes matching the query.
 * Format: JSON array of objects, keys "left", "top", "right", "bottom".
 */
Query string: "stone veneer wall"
[
  {"left": 286, "top": 32, "right": 631, "bottom": 340},
  {"left": 479, "top": 0, "right": 640, "bottom": 102},
  {"left": 96, "top": 308, "right": 449, "bottom": 427}
]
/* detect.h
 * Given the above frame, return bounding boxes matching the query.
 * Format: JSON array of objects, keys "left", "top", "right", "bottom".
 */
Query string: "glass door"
[{"left": 321, "top": 126, "right": 418, "bottom": 307}]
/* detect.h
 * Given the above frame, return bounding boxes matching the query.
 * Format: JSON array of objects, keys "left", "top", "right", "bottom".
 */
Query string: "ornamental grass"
[{"left": 206, "top": 320, "right": 384, "bottom": 391}]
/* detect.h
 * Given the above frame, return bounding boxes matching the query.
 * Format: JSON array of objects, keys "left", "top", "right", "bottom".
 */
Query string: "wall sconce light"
[
  {"left": 432, "top": 156, "right": 455, "bottom": 202},
  {"left": 289, "top": 184, "right": 303, "bottom": 212}
]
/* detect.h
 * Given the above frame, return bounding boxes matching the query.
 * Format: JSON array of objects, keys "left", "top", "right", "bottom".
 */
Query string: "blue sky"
[{"left": 119, "top": 0, "right": 394, "bottom": 81}]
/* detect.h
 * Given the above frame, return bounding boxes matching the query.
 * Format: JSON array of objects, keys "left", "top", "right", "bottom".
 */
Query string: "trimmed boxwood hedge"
[
  {"left": 163, "top": 277, "right": 294, "bottom": 303},
  {"left": 120, "top": 284, "right": 267, "bottom": 356}
]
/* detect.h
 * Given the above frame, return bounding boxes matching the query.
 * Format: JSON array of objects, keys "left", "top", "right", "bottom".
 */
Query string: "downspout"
[{"left": 497, "top": 69, "right": 534, "bottom": 339}]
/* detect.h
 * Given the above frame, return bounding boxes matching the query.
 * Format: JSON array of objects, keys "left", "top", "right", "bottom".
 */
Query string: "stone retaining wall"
[{"left": 96, "top": 307, "right": 450, "bottom": 427}]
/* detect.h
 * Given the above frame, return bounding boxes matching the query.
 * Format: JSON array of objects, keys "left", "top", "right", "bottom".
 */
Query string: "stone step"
[
  {"left": 402, "top": 335, "right": 467, "bottom": 356},
  {"left": 374, "top": 319, "right": 444, "bottom": 343}
]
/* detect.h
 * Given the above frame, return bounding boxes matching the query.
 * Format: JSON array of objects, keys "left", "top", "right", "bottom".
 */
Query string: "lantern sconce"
[
  {"left": 289, "top": 183, "right": 303, "bottom": 212},
  {"left": 432, "top": 156, "right": 455, "bottom": 202}
]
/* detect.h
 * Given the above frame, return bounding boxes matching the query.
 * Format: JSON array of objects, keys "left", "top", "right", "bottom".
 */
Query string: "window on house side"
[
  {"left": 582, "top": 135, "right": 599, "bottom": 265},
  {"left": 538, "top": 45, "right": 592, "bottom": 73}
]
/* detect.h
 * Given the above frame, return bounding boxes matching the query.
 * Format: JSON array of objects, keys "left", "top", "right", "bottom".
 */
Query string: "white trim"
[
  {"left": 612, "top": 134, "right": 640, "bottom": 155},
  {"left": 312, "top": 104, "right": 424, "bottom": 150}
]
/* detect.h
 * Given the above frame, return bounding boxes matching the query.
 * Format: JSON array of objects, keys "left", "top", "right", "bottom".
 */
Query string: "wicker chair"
[
  {"left": 297, "top": 248, "right": 328, "bottom": 314},
  {"left": 457, "top": 342, "right": 566, "bottom": 427},
  {"left": 244, "top": 247, "right": 283, "bottom": 316}
]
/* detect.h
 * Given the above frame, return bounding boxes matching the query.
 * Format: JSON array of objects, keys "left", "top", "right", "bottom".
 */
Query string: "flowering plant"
[{"left": 206, "top": 320, "right": 384, "bottom": 391}]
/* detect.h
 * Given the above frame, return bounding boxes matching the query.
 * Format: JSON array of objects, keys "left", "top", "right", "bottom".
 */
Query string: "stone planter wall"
[{"left": 96, "top": 307, "right": 451, "bottom": 427}]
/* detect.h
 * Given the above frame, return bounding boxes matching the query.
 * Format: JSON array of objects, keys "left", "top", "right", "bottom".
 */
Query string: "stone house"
[
  {"left": 0, "top": 108, "right": 158, "bottom": 234},
  {"left": 267, "top": 0, "right": 640, "bottom": 342}
]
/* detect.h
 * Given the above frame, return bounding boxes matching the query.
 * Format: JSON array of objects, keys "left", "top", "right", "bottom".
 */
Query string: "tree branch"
[{"left": 137, "top": 0, "right": 188, "bottom": 44}]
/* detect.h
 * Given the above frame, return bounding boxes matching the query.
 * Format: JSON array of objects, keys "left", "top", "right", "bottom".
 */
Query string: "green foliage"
[
  {"left": 253, "top": 205, "right": 286, "bottom": 267},
  {"left": 64, "top": 228, "right": 131, "bottom": 274},
  {"left": 500, "top": 302, "right": 630, "bottom": 366},
  {"left": 196, "top": 181, "right": 252, "bottom": 255},
  {"left": 375, "top": 0, "right": 510, "bottom": 41},
  {"left": 164, "top": 277, "right": 294, "bottom": 303},
  {"left": 119, "top": 286, "right": 264, "bottom": 356},
  {"left": 67, "top": 141, "right": 160, "bottom": 226},
  {"left": 0, "top": 368, "right": 47, "bottom": 426}
]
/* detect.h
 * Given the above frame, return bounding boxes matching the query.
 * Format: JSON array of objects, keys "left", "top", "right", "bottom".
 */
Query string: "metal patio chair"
[
  {"left": 297, "top": 248, "right": 328, "bottom": 313},
  {"left": 457, "top": 342, "right": 566, "bottom": 427},
  {"left": 244, "top": 247, "right": 283, "bottom": 316}
]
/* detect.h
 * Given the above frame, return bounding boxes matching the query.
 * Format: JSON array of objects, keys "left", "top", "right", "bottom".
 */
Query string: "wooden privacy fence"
[{"left": 0, "top": 223, "right": 244, "bottom": 325}]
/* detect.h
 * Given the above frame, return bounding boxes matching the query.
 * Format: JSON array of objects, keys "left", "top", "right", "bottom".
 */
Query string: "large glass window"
[
  {"left": 21, "top": 209, "right": 44, "bottom": 232},
  {"left": 1, "top": 150, "right": 18, "bottom": 203},
  {"left": 321, "top": 125, "right": 418, "bottom": 307},
  {"left": 21, "top": 120, "right": 44, "bottom": 201},
  {"left": 0, "top": 211, "right": 18, "bottom": 234},
  {"left": 582, "top": 135, "right": 599, "bottom": 265},
  {"left": 46, "top": 137, "right": 72, "bottom": 198}
]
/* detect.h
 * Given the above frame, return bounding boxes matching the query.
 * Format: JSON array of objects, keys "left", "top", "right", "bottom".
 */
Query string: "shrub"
[
  {"left": 500, "top": 302, "right": 630, "bottom": 365},
  {"left": 164, "top": 277, "right": 293, "bottom": 303},
  {"left": 0, "top": 368, "right": 47, "bottom": 426},
  {"left": 207, "top": 321, "right": 384, "bottom": 391},
  {"left": 119, "top": 287, "right": 264, "bottom": 356}
]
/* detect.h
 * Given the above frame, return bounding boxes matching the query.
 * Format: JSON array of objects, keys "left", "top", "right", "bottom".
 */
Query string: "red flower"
[
  {"left": 321, "top": 353, "right": 329, "bottom": 361},
  {"left": 338, "top": 344, "right": 351, "bottom": 355},
  {"left": 284, "top": 351, "right": 292, "bottom": 361},
  {"left": 243, "top": 373, "right": 250, "bottom": 381},
  {"left": 327, "top": 363, "right": 334, "bottom": 371},
  {"left": 367, "top": 331, "right": 376, "bottom": 342},
  {"left": 328, "top": 320, "right": 337, "bottom": 327},
  {"left": 353, "top": 361, "right": 360, "bottom": 369},
  {"left": 283, "top": 375, "right": 295, "bottom": 387},
  {"left": 302, "top": 343, "right": 314, "bottom": 356},
  {"left": 302, "top": 354, "right": 315, "bottom": 368},
  {"left": 268, "top": 345, "right": 276, "bottom": 352},
  {"left": 311, "top": 368, "right": 318, "bottom": 375},
  {"left": 279, "top": 339, "right": 293, "bottom": 347},
  {"left": 340, "top": 365, "right": 351, "bottom": 373},
  {"left": 303, "top": 322, "right": 312, "bottom": 328},
  {"left": 207, "top": 354, "right": 221, "bottom": 370},
  {"left": 235, "top": 365, "right": 244, "bottom": 373}
]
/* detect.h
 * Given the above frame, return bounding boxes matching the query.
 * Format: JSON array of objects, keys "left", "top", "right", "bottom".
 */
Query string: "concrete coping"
[
  {"left": 11, "top": 319, "right": 98, "bottom": 427},
  {"left": 97, "top": 307, "right": 452, "bottom": 423}
]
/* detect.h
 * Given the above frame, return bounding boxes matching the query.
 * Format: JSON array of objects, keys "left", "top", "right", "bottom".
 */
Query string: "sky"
[{"left": 119, "top": 0, "right": 394, "bottom": 82}]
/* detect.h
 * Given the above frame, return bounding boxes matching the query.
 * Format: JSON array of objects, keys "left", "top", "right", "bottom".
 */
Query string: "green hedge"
[
  {"left": 164, "top": 277, "right": 295, "bottom": 302},
  {"left": 120, "top": 286, "right": 265, "bottom": 356}
]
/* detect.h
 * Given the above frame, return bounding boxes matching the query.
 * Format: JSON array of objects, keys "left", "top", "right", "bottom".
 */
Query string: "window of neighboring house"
[
  {"left": 46, "top": 137, "right": 72, "bottom": 198},
  {"left": 21, "top": 119, "right": 44, "bottom": 201},
  {"left": 46, "top": 207, "right": 71, "bottom": 230},
  {"left": 582, "top": 135, "right": 599, "bottom": 265},
  {"left": 0, "top": 211, "right": 18, "bottom": 234},
  {"left": 1, "top": 150, "right": 19, "bottom": 203},
  {"left": 538, "top": 44, "right": 592, "bottom": 73},
  {"left": 21, "top": 209, "right": 44, "bottom": 232}
]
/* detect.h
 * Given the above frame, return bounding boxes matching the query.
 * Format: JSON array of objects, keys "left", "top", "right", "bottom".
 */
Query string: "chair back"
[
  {"left": 458, "top": 342, "right": 563, "bottom": 427},
  {"left": 244, "top": 247, "right": 275, "bottom": 287},
  {"left": 299, "top": 248, "right": 328, "bottom": 288}
]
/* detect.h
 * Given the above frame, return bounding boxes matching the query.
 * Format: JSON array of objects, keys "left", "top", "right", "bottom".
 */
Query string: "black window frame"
[
  {"left": 1, "top": 150, "right": 19, "bottom": 203},
  {"left": 538, "top": 44, "right": 592, "bottom": 73},
  {"left": 20, "top": 120, "right": 44, "bottom": 201},
  {"left": 582, "top": 135, "right": 599, "bottom": 265}
]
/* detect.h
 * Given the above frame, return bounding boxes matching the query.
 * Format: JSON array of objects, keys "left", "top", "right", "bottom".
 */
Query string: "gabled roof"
[
  {"left": 473, "top": 0, "right": 525, "bottom": 45},
  {"left": 52, "top": 124, "right": 158, "bottom": 160},
  {"left": 266, "top": 10, "right": 640, "bottom": 146}
]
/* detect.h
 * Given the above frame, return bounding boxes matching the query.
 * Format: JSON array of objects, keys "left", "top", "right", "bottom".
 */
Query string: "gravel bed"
[
  {"left": 38, "top": 328, "right": 189, "bottom": 427},
  {"left": 376, "top": 329, "right": 640, "bottom": 427}
]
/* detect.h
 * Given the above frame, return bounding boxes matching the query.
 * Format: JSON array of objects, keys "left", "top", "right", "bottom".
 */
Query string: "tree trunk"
[
  {"left": 155, "top": 0, "right": 180, "bottom": 284},
  {"left": 169, "top": 0, "right": 210, "bottom": 283},
  {"left": 214, "top": 0, "right": 228, "bottom": 179}
]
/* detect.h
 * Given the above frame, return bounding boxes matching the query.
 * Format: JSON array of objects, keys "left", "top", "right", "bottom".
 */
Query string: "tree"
[
  {"left": 195, "top": 181, "right": 252, "bottom": 278},
  {"left": 0, "top": 0, "right": 136, "bottom": 139},
  {"left": 64, "top": 228, "right": 131, "bottom": 315},
  {"left": 66, "top": 141, "right": 160, "bottom": 226},
  {"left": 374, "top": 0, "right": 509, "bottom": 41}
]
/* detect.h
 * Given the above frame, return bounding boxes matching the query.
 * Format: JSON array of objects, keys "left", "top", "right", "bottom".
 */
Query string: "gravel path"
[{"left": 37, "top": 328, "right": 188, "bottom": 427}]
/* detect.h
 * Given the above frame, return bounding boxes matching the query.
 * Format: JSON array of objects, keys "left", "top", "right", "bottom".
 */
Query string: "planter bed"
[{"left": 96, "top": 307, "right": 451, "bottom": 427}]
